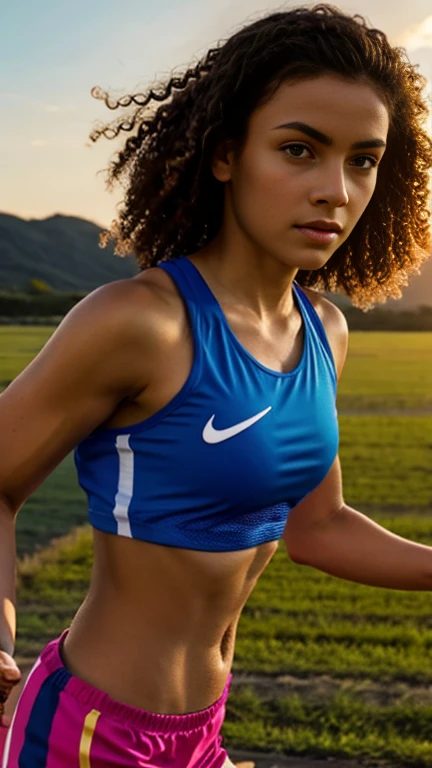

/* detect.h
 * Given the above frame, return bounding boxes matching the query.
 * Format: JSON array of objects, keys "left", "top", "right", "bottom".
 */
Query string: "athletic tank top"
[{"left": 74, "top": 256, "right": 339, "bottom": 552}]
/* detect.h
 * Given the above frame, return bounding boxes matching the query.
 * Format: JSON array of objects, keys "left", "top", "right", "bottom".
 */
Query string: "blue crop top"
[{"left": 74, "top": 256, "right": 339, "bottom": 552}]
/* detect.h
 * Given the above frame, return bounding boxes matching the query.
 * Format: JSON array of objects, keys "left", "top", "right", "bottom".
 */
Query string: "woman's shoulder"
[
  {"left": 82, "top": 266, "right": 185, "bottom": 340},
  {"left": 50, "top": 269, "right": 190, "bottom": 392},
  {"left": 130, "top": 265, "right": 190, "bottom": 336},
  {"left": 299, "top": 284, "right": 349, "bottom": 383},
  {"left": 299, "top": 284, "right": 347, "bottom": 328},
  {"left": 132, "top": 265, "right": 181, "bottom": 307}
]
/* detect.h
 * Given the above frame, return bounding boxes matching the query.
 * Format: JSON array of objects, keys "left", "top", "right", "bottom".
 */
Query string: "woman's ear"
[{"left": 211, "top": 139, "right": 235, "bottom": 182}]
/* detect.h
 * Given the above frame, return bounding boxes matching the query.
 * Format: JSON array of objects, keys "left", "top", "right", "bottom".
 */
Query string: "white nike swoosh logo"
[{"left": 202, "top": 406, "right": 272, "bottom": 444}]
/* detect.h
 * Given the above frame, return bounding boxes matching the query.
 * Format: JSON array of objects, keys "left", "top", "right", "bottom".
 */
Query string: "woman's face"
[{"left": 212, "top": 73, "right": 389, "bottom": 271}]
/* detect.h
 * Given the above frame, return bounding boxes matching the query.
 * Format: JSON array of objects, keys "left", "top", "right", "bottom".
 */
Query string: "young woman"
[{"left": 0, "top": 3, "right": 431, "bottom": 766}]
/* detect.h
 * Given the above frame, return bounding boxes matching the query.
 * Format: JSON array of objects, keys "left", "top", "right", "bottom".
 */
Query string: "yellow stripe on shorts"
[{"left": 79, "top": 709, "right": 101, "bottom": 768}]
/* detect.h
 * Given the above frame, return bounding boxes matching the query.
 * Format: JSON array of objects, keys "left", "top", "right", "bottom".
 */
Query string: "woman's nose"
[{"left": 309, "top": 166, "right": 349, "bottom": 207}]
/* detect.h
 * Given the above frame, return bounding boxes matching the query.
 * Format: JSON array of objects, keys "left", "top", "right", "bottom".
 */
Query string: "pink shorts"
[{"left": 2, "top": 629, "right": 233, "bottom": 767}]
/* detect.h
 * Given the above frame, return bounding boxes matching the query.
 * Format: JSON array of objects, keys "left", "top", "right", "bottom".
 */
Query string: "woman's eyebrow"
[{"left": 272, "top": 121, "right": 386, "bottom": 149}]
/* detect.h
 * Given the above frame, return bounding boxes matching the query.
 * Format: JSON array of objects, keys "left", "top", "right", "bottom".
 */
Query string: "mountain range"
[
  {"left": 0, "top": 213, "right": 137, "bottom": 292},
  {"left": 0, "top": 212, "right": 431, "bottom": 309}
]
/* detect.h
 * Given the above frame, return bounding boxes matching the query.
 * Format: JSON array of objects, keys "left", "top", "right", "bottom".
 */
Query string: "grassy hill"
[{"left": 0, "top": 212, "right": 138, "bottom": 292}]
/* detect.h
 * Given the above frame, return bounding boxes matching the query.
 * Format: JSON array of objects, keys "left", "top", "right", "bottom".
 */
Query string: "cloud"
[
  {"left": 30, "top": 140, "right": 49, "bottom": 147},
  {"left": 397, "top": 15, "right": 432, "bottom": 50}
]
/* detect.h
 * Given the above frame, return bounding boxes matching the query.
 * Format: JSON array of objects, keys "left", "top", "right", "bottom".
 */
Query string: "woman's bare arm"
[
  {"left": 0, "top": 279, "right": 160, "bottom": 513},
  {"left": 0, "top": 277, "right": 162, "bottom": 650},
  {"left": 0, "top": 498, "right": 17, "bottom": 655}
]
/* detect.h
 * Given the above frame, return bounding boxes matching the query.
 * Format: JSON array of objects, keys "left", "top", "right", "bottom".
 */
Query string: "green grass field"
[
  {"left": 2, "top": 326, "right": 432, "bottom": 765},
  {"left": 338, "top": 331, "right": 432, "bottom": 411},
  {"left": 0, "top": 326, "right": 54, "bottom": 391}
]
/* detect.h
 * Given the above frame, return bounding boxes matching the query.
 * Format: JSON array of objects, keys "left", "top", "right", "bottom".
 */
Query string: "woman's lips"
[{"left": 294, "top": 226, "right": 340, "bottom": 244}]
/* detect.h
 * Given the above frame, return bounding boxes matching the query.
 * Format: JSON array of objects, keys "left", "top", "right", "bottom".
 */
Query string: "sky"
[{"left": 2, "top": 0, "right": 432, "bottom": 229}]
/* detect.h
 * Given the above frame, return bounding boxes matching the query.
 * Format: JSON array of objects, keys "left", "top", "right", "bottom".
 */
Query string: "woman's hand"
[{"left": 0, "top": 649, "right": 21, "bottom": 727}]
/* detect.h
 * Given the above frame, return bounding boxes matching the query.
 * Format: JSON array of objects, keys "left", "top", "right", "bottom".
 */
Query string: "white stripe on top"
[{"left": 113, "top": 434, "right": 133, "bottom": 538}]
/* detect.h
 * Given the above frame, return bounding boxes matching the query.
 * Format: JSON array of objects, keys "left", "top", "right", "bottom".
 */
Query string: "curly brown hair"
[{"left": 89, "top": 3, "right": 432, "bottom": 311}]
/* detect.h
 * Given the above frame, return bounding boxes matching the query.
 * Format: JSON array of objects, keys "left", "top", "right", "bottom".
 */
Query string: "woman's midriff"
[{"left": 60, "top": 529, "right": 279, "bottom": 715}]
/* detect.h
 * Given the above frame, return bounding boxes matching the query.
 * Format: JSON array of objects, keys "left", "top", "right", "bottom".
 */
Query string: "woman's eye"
[
  {"left": 283, "top": 144, "right": 312, "bottom": 159},
  {"left": 351, "top": 156, "right": 378, "bottom": 170},
  {"left": 281, "top": 145, "right": 379, "bottom": 169}
]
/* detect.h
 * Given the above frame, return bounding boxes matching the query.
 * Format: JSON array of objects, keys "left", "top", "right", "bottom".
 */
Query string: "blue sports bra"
[{"left": 74, "top": 256, "right": 339, "bottom": 552}]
